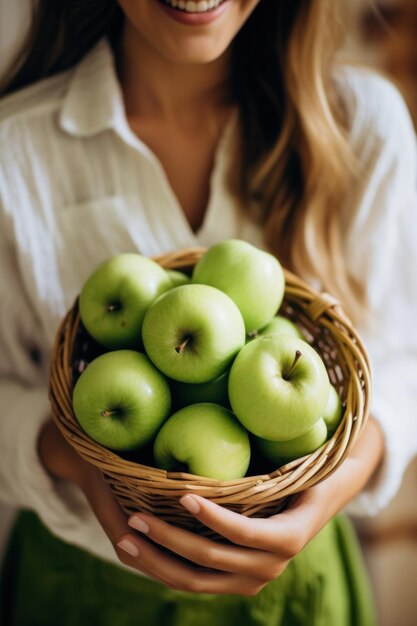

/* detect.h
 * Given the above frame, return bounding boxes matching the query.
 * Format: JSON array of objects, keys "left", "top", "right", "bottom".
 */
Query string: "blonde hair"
[{"left": 238, "top": 1, "right": 365, "bottom": 324}]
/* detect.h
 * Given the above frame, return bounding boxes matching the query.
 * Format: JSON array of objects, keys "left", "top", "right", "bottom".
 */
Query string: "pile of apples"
[{"left": 73, "top": 240, "right": 343, "bottom": 481}]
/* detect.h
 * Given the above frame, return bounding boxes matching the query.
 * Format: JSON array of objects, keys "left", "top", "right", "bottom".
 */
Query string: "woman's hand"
[
  {"left": 38, "top": 417, "right": 384, "bottom": 595},
  {"left": 37, "top": 420, "right": 173, "bottom": 582},
  {"left": 116, "top": 417, "right": 384, "bottom": 595}
]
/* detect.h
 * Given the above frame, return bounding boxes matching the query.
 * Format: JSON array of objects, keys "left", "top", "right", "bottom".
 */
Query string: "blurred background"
[
  {"left": 343, "top": 5, "right": 417, "bottom": 626},
  {"left": 0, "top": 1, "right": 416, "bottom": 624}
]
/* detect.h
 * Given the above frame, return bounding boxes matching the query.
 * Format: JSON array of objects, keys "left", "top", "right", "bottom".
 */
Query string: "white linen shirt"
[{"left": 0, "top": 40, "right": 416, "bottom": 569}]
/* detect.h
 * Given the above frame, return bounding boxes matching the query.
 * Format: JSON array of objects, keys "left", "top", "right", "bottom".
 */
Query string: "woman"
[{"left": 0, "top": 1, "right": 416, "bottom": 624}]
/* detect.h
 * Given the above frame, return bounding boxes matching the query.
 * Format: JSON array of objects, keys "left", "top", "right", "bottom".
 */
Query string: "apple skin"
[
  {"left": 323, "top": 384, "right": 343, "bottom": 436},
  {"left": 249, "top": 315, "right": 305, "bottom": 341},
  {"left": 171, "top": 370, "right": 230, "bottom": 409},
  {"left": 142, "top": 284, "right": 246, "bottom": 383},
  {"left": 192, "top": 239, "right": 285, "bottom": 333},
  {"left": 228, "top": 335, "right": 330, "bottom": 441},
  {"left": 153, "top": 403, "right": 251, "bottom": 480},
  {"left": 72, "top": 350, "right": 171, "bottom": 451},
  {"left": 166, "top": 269, "right": 191, "bottom": 287},
  {"left": 79, "top": 253, "right": 171, "bottom": 350},
  {"left": 256, "top": 418, "right": 328, "bottom": 465}
]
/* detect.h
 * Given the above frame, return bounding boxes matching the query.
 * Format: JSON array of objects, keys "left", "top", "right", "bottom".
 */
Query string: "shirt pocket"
[{"left": 56, "top": 196, "right": 141, "bottom": 308}]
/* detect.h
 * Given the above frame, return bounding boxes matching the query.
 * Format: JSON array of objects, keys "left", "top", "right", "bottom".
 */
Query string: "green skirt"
[{"left": 0, "top": 510, "right": 375, "bottom": 626}]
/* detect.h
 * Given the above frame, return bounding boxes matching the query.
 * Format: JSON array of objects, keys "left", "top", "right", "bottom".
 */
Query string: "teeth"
[{"left": 164, "top": 0, "right": 223, "bottom": 13}]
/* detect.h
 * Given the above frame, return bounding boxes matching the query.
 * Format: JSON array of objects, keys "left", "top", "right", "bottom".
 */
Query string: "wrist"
[
  {"left": 312, "top": 417, "right": 385, "bottom": 516},
  {"left": 37, "top": 419, "right": 90, "bottom": 489},
  {"left": 37, "top": 419, "right": 58, "bottom": 477},
  {"left": 292, "top": 417, "right": 385, "bottom": 539}
]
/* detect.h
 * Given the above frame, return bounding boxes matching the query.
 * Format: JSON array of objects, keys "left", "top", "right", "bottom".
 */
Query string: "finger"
[
  {"left": 115, "top": 538, "right": 182, "bottom": 589},
  {"left": 179, "top": 494, "right": 308, "bottom": 556},
  {"left": 116, "top": 532, "right": 268, "bottom": 596},
  {"left": 127, "top": 512, "right": 283, "bottom": 579},
  {"left": 82, "top": 469, "right": 177, "bottom": 585}
]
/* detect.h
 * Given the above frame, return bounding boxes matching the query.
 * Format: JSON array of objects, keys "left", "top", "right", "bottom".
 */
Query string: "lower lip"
[{"left": 157, "top": 1, "right": 230, "bottom": 26}]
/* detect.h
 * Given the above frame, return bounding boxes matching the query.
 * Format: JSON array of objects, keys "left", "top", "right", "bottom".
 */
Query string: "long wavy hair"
[{"left": 1, "top": 0, "right": 363, "bottom": 321}]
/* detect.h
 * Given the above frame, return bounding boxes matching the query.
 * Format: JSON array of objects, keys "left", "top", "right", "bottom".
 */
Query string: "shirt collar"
[
  {"left": 59, "top": 39, "right": 127, "bottom": 137},
  {"left": 58, "top": 38, "right": 240, "bottom": 170}
]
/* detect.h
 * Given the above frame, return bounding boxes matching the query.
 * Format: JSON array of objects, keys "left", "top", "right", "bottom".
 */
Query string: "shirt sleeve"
[
  {"left": 341, "top": 71, "right": 417, "bottom": 516},
  {"left": 0, "top": 153, "right": 108, "bottom": 552}
]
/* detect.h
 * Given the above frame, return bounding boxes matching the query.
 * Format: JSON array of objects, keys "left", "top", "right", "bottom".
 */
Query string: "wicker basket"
[{"left": 49, "top": 247, "right": 371, "bottom": 536}]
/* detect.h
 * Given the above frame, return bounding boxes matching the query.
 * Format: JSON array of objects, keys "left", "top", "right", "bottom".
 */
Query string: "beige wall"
[{"left": 356, "top": 459, "right": 417, "bottom": 626}]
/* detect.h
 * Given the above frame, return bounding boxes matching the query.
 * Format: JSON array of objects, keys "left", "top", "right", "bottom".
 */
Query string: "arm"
[
  {"left": 37, "top": 419, "right": 168, "bottom": 583},
  {"left": 117, "top": 417, "right": 385, "bottom": 595},
  {"left": 341, "top": 71, "right": 417, "bottom": 516},
  {"left": 38, "top": 414, "right": 384, "bottom": 595}
]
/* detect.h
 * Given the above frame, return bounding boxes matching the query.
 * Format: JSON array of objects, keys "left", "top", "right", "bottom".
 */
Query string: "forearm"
[
  {"left": 113, "top": 417, "right": 384, "bottom": 594},
  {"left": 299, "top": 416, "right": 385, "bottom": 529},
  {"left": 37, "top": 419, "right": 94, "bottom": 490}
]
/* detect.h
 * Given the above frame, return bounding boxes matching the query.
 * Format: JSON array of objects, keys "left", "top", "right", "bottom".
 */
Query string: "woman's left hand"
[
  {"left": 117, "top": 417, "right": 384, "bottom": 596},
  {"left": 120, "top": 487, "right": 321, "bottom": 596}
]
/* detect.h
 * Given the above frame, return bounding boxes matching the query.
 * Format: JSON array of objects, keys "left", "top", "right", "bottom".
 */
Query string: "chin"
[
  {"left": 120, "top": 0, "right": 261, "bottom": 66},
  {"left": 160, "top": 39, "right": 231, "bottom": 65}
]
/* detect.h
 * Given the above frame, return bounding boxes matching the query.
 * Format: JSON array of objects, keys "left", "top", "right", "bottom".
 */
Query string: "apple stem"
[
  {"left": 285, "top": 350, "right": 302, "bottom": 379},
  {"left": 100, "top": 409, "right": 118, "bottom": 418},
  {"left": 247, "top": 330, "right": 258, "bottom": 339},
  {"left": 175, "top": 336, "right": 191, "bottom": 354},
  {"left": 106, "top": 303, "right": 121, "bottom": 313}
]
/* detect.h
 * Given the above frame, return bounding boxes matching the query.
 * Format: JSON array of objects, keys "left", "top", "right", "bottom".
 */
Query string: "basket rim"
[{"left": 49, "top": 247, "right": 372, "bottom": 499}]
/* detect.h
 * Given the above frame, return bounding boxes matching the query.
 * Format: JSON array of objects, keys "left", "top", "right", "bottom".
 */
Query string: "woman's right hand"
[
  {"left": 36, "top": 417, "right": 384, "bottom": 596},
  {"left": 37, "top": 419, "right": 176, "bottom": 586}
]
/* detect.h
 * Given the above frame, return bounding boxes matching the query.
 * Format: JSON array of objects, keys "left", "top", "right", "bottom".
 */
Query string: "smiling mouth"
[{"left": 159, "top": 0, "right": 227, "bottom": 13}]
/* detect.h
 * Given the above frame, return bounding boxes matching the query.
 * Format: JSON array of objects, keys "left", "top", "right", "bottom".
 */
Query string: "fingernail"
[
  {"left": 128, "top": 517, "right": 150, "bottom": 534},
  {"left": 117, "top": 538, "right": 140, "bottom": 557},
  {"left": 180, "top": 495, "right": 200, "bottom": 514}
]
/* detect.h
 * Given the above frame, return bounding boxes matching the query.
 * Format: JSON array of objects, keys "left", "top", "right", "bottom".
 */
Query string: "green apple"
[
  {"left": 154, "top": 403, "right": 251, "bottom": 480},
  {"left": 248, "top": 315, "right": 305, "bottom": 341},
  {"left": 256, "top": 418, "right": 327, "bottom": 465},
  {"left": 166, "top": 269, "right": 191, "bottom": 287},
  {"left": 79, "top": 253, "right": 171, "bottom": 349},
  {"left": 171, "top": 370, "right": 230, "bottom": 409},
  {"left": 73, "top": 350, "right": 171, "bottom": 451},
  {"left": 323, "top": 384, "right": 343, "bottom": 436},
  {"left": 142, "top": 284, "right": 245, "bottom": 383},
  {"left": 192, "top": 239, "right": 285, "bottom": 333},
  {"left": 228, "top": 335, "right": 330, "bottom": 441}
]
